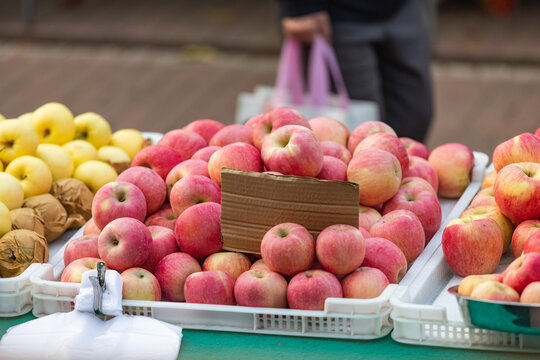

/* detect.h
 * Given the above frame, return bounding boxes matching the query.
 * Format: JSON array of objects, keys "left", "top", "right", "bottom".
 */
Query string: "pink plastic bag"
[{"left": 274, "top": 35, "right": 350, "bottom": 111}]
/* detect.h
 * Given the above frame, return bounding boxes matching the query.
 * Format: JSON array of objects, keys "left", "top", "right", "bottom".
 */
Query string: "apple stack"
[
  {"left": 58, "top": 106, "right": 462, "bottom": 311},
  {"left": 444, "top": 129, "right": 540, "bottom": 304},
  {"left": 0, "top": 102, "right": 155, "bottom": 276}
]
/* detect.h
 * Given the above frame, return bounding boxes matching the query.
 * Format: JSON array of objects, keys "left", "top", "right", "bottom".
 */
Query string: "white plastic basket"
[
  {"left": 30, "top": 152, "right": 488, "bottom": 339},
  {"left": 0, "top": 263, "right": 42, "bottom": 316},
  {"left": 390, "top": 165, "right": 540, "bottom": 353}
]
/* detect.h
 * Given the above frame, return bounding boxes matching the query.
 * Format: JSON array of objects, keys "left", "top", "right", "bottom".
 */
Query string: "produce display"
[
  {"left": 0, "top": 102, "right": 149, "bottom": 277},
  {"left": 444, "top": 131, "right": 540, "bottom": 303},
  {"left": 56, "top": 106, "right": 483, "bottom": 312}
]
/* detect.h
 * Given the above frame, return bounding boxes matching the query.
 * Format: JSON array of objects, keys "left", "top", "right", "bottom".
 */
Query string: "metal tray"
[{"left": 448, "top": 285, "right": 540, "bottom": 335}]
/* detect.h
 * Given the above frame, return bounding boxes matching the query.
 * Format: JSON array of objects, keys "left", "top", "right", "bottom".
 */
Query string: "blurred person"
[{"left": 279, "top": 0, "right": 433, "bottom": 142}]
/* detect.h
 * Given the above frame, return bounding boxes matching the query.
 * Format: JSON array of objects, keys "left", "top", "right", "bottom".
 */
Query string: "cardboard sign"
[{"left": 221, "top": 169, "right": 359, "bottom": 254}]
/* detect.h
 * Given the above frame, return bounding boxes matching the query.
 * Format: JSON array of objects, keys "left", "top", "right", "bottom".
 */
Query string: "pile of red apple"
[
  {"left": 61, "top": 106, "right": 482, "bottom": 310},
  {"left": 445, "top": 129, "right": 540, "bottom": 304}
]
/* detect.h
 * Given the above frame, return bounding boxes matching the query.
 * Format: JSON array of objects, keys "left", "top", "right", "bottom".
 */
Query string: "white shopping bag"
[{"left": 235, "top": 36, "right": 379, "bottom": 131}]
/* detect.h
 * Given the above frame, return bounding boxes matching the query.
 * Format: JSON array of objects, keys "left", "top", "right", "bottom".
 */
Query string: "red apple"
[
  {"left": 348, "top": 121, "right": 396, "bottom": 154},
  {"left": 83, "top": 218, "right": 101, "bottom": 235},
  {"left": 184, "top": 270, "right": 236, "bottom": 305},
  {"left": 523, "top": 232, "right": 540, "bottom": 255},
  {"left": 503, "top": 253, "right": 540, "bottom": 293},
  {"left": 60, "top": 257, "right": 101, "bottom": 283},
  {"left": 154, "top": 252, "right": 201, "bottom": 302},
  {"left": 320, "top": 141, "right": 351, "bottom": 164},
  {"left": 250, "top": 259, "right": 270, "bottom": 271},
  {"left": 97, "top": 217, "right": 153, "bottom": 272},
  {"left": 442, "top": 217, "right": 503, "bottom": 277},
  {"left": 458, "top": 273, "right": 503, "bottom": 296},
  {"left": 469, "top": 186, "right": 496, "bottom": 208},
  {"left": 341, "top": 267, "right": 389, "bottom": 299},
  {"left": 245, "top": 113, "right": 263, "bottom": 129},
  {"left": 191, "top": 146, "right": 221, "bottom": 163},
  {"left": 428, "top": 143, "right": 475, "bottom": 198},
  {"left": 399, "top": 176, "right": 437, "bottom": 196},
  {"left": 165, "top": 159, "right": 210, "bottom": 195},
  {"left": 358, "top": 205, "right": 381, "bottom": 231},
  {"left": 493, "top": 133, "right": 540, "bottom": 172},
  {"left": 535, "top": 127, "right": 540, "bottom": 138},
  {"left": 315, "top": 224, "right": 365, "bottom": 275},
  {"left": 358, "top": 226, "right": 371, "bottom": 239},
  {"left": 121, "top": 267, "right": 161, "bottom": 301},
  {"left": 362, "top": 237, "right": 407, "bottom": 284},
  {"left": 234, "top": 269, "right": 288, "bottom": 308},
  {"left": 347, "top": 148, "right": 402, "bottom": 206},
  {"left": 261, "top": 125, "right": 323, "bottom": 177},
  {"left": 64, "top": 234, "right": 99, "bottom": 267},
  {"left": 460, "top": 206, "right": 514, "bottom": 253},
  {"left": 175, "top": 202, "right": 222, "bottom": 260},
  {"left": 399, "top": 137, "right": 430, "bottom": 159},
  {"left": 209, "top": 124, "right": 254, "bottom": 147},
  {"left": 520, "top": 281, "right": 540, "bottom": 303},
  {"left": 354, "top": 133, "right": 409, "bottom": 177},
  {"left": 382, "top": 187, "right": 441, "bottom": 241},
  {"left": 116, "top": 166, "right": 167, "bottom": 215},
  {"left": 370, "top": 209, "right": 425, "bottom": 264},
  {"left": 260, "top": 222, "right": 315, "bottom": 276},
  {"left": 512, "top": 219, "right": 540, "bottom": 258},
  {"left": 184, "top": 119, "right": 225, "bottom": 144},
  {"left": 92, "top": 181, "right": 147, "bottom": 230},
  {"left": 494, "top": 162, "right": 540, "bottom": 223},
  {"left": 470, "top": 281, "right": 520, "bottom": 302},
  {"left": 287, "top": 270, "right": 343, "bottom": 310},
  {"left": 140, "top": 225, "right": 179, "bottom": 273},
  {"left": 309, "top": 117, "right": 349, "bottom": 147},
  {"left": 169, "top": 175, "right": 221, "bottom": 216},
  {"left": 203, "top": 252, "right": 252, "bottom": 280},
  {"left": 158, "top": 129, "right": 206, "bottom": 160},
  {"left": 253, "top": 107, "right": 310, "bottom": 149},
  {"left": 130, "top": 144, "right": 184, "bottom": 180},
  {"left": 208, "top": 142, "right": 263, "bottom": 186},
  {"left": 482, "top": 171, "right": 497, "bottom": 189},
  {"left": 407, "top": 156, "right": 438, "bottom": 193},
  {"left": 316, "top": 156, "right": 347, "bottom": 181},
  {"left": 144, "top": 207, "right": 177, "bottom": 230}
]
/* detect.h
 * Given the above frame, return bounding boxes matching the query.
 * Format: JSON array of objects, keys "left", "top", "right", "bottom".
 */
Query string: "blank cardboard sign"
[{"left": 220, "top": 169, "right": 359, "bottom": 254}]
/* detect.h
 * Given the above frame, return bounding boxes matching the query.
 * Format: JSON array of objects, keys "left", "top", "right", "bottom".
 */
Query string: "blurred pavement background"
[{"left": 0, "top": 0, "right": 539, "bottom": 156}]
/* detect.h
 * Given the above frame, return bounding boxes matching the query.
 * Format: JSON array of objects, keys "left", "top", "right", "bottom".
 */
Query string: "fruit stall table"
[{"left": 0, "top": 313, "right": 535, "bottom": 359}]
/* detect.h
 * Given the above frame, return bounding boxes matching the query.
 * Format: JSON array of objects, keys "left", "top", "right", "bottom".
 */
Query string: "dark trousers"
[{"left": 332, "top": 0, "right": 433, "bottom": 142}]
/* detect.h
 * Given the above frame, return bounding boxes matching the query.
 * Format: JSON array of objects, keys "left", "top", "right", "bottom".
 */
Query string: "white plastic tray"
[
  {"left": 391, "top": 164, "right": 540, "bottom": 353},
  {"left": 29, "top": 152, "right": 488, "bottom": 339}
]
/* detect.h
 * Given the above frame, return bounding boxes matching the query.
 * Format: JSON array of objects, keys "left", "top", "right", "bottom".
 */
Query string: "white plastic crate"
[
  {"left": 30, "top": 152, "right": 488, "bottom": 339},
  {"left": 390, "top": 165, "right": 540, "bottom": 353}
]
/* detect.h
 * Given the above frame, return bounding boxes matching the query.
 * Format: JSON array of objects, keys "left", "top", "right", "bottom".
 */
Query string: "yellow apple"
[
  {"left": 36, "top": 144, "right": 74, "bottom": 181},
  {"left": 0, "top": 113, "right": 5, "bottom": 121},
  {"left": 30, "top": 102, "right": 75, "bottom": 145},
  {"left": 5, "top": 156, "right": 53, "bottom": 198},
  {"left": 73, "top": 160, "right": 117, "bottom": 193},
  {"left": 0, "top": 119, "right": 39, "bottom": 165},
  {"left": 0, "top": 201, "right": 11, "bottom": 237},
  {"left": 74, "top": 112, "right": 112, "bottom": 149},
  {"left": 0, "top": 161, "right": 3, "bottom": 171},
  {"left": 110, "top": 129, "right": 145, "bottom": 159},
  {"left": 62, "top": 140, "right": 98, "bottom": 169},
  {"left": 0, "top": 173, "right": 24, "bottom": 209},
  {"left": 18, "top": 112, "right": 33, "bottom": 122},
  {"left": 97, "top": 145, "right": 131, "bottom": 172}
]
